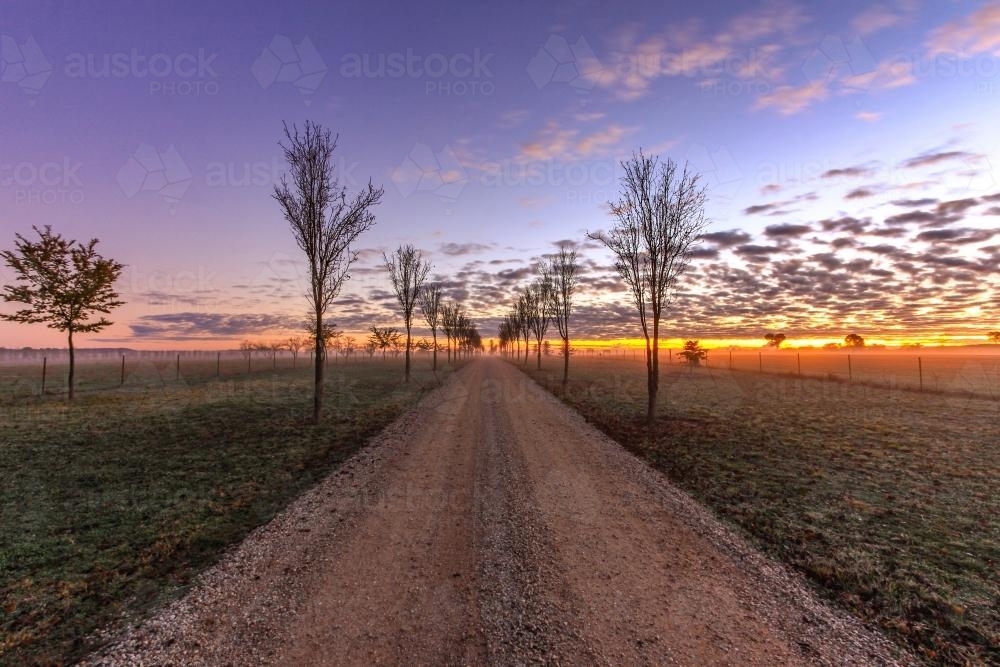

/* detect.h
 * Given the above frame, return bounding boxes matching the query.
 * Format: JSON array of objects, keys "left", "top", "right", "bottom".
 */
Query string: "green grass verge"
[
  {"left": 519, "top": 356, "right": 1000, "bottom": 666},
  {"left": 1, "top": 359, "right": 448, "bottom": 664}
]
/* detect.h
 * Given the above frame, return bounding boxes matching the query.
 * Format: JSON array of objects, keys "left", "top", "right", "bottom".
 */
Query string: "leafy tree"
[
  {"left": 273, "top": 120, "right": 383, "bottom": 422},
  {"left": 764, "top": 332, "right": 786, "bottom": 348},
  {"left": 548, "top": 244, "right": 578, "bottom": 384},
  {"left": 844, "top": 333, "right": 865, "bottom": 348},
  {"left": 384, "top": 244, "right": 430, "bottom": 382},
  {"left": 419, "top": 283, "right": 443, "bottom": 370},
  {"left": 1, "top": 226, "right": 124, "bottom": 400},
  {"left": 678, "top": 339, "right": 708, "bottom": 366},
  {"left": 988, "top": 331, "right": 1000, "bottom": 344},
  {"left": 587, "top": 151, "right": 709, "bottom": 424}
]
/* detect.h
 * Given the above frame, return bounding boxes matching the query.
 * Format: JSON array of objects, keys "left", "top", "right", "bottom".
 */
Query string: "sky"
[{"left": 1, "top": 0, "right": 999, "bottom": 350}]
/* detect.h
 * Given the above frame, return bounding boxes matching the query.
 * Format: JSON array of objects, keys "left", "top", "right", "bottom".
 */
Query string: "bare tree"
[
  {"left": 383, "top": 244, "right": 430, "bottom": 382},
  {"left": 548, "top": 244, "right": 579, "bottom": 384},
  {"left": 441, "top": 302, "right": 460, "bottom": 364},
  {"left": 525, "top": 275, "right": 553, "bottom": 370},
  {"left": 1, "top": 226, "right": 124, "bottom": 400},
  {"left": 588, "top": 151, "right": 709, "bottom": 424},
  {"left": 514, "top": 290, "right": 532, "bottom": 364},
  {"left": 286, "top": 336, "right": 305, "bottom": 368},
  {"left": 419, "top": 283, "right": 443, "bottom": 371},
  {"left": 369, "top": 326, "right": 401, "bottom": 360},
  {"left": 273, "top": 121, "right": 383, "bottom": 422}
]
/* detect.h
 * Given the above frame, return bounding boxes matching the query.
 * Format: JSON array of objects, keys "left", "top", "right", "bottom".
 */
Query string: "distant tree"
[
  {"left": 514, "top": 291, "right": 531, "bottom": 364},
  {"left": 524, "top": 275, "right": 553, "bottom": 370},
  {"left": 678, "top": 339, "right": 708, "bottom": 366},
  {"left": 440, "top": 302, "right": 461, "bottom": 364},
  {"left": 587, "top": 151, "right": 709, "bottom": 424},
  {"left": 844, "top": 333, "right": 865, "bottom": 348},
  {"left": 305, "top": 320, "right": 340, "bottom": 362},
  {"left": 419, "top": 283, "right": 443, "bottom": 371},
  {"left": 273, "top": 120, "right": 383, "bottom": 422},
  {"left": 286, "top": 336, "right": 305, "bottom": 368},
  {"left": 368, "top": 326, "right": 400, "bottom": 360},
  {"left": 498, "top": 316, "right": 516, "bottom": 358},
  {"left": 363, "top": 340, "right": 376, "bottom": 358},
  {"left": 1, "top": 226, "right": 124, "bottom": 400},
  {"left": 822, "top": 342, "right": 840, "bottom": 350},
  {"left": 239, "top": 340, "right": 255, "bottom": 360},
  {"left": 341, "top": 335, "right": 356, "bottom": 360},
  {"left": 548, "top": 243, "right": 578, "bottom": 384},
  {"left": 383, "top": 244, "right": 430, "bottom": 382},
  {"left": 989, "top": 331, "right": 1000, "bottom": 344},
  {"left": 764, "top": 332, "right": 786, "bottom": 348}
]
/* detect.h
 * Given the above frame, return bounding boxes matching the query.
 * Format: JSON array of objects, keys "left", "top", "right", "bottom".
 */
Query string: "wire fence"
[
  {"left": 0, "top": 348, "right": 430, "bottom": 400},
  {"left": 566, "top": 348, "right": 1000, "bottom": 401}
]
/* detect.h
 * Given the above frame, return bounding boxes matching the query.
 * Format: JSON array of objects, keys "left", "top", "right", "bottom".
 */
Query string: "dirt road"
[{"left": 88, "top": 359, "right": 908, "bottom": 666}]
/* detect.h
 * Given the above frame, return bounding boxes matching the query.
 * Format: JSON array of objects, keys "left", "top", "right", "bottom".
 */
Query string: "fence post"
[
  {"left": 918, "top": 356, "right": 923, "bottom": 392},
  {"left": 729, "top": 349, "right": 733, "bottom": 369},
  {"left": 758, "top": 351, "right": 762, "bottom": 373},
  {"left": 176, "top": 354, "right": 180, "bottom": 380},
  {"left": 848, "top": 354, "right": 853, "bottom": 383},
  {"left": 797, "top": 353, "right": 802, "bottom": 376},
  {"left": 121, "top": 354, "right": 126, "bottom": 386},
  {"left": 41, "top": 356, "right": 47, "bottom": 396}
]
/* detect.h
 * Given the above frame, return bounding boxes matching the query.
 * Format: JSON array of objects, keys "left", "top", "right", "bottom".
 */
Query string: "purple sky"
[{"left": 2, "top": 0, "right": 999, "bottom": 348}]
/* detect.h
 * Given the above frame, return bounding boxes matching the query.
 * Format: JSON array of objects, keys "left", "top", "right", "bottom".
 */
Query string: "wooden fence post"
[
  {"left": 848, "top": 354, "right": 853, "bottom": 383},
  {"left": 758, "top": 351, "right": 762, "bottom": 373},
  {"left": 176, "top": 354, "right": 180, "bottom": 380},
  {"left": 797, "top": 353, "right": 802, "bottom": 376},
  {"left": 41, "top": 356, "right": 46, "bottom": 396},
  {"left": 918, "top": 356, "right": 923, "bottom": 392},
  {"left": 120, "top": 354, "right": 126, "bottom": 386}
]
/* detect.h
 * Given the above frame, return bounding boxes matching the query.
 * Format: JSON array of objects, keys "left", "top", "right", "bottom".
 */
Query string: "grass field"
[
  {"left": 520, "top": 353, "right": 1000, "bottom": 665},
  {"left": 0, "top": 356, "right": 451, "bottom": 665}
]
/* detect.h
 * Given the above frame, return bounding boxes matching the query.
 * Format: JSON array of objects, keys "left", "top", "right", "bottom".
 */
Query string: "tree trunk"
[
  {"left": 647, "top": 319, "right": 660, "bottom": 426},
  {"left": 67, "top": 328, "right": 75, "bottom": 401},
  {"left": 536, "top": 340, "right": 542, "bottom": 370},
  {"left": 404, "top": 324, "right": 412, "bottom": 382},
  {"left": 313, "top": 312, "right": 323, "bottom": 423},
  {"left": 431, "top": 330, "right": 437, "bottom": 371},
  {"left": 562, "top": 338, "right": 569, "bottom": 385},
  {"left": 523, "top": 335, "right": 530, "bottom": 364}
]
